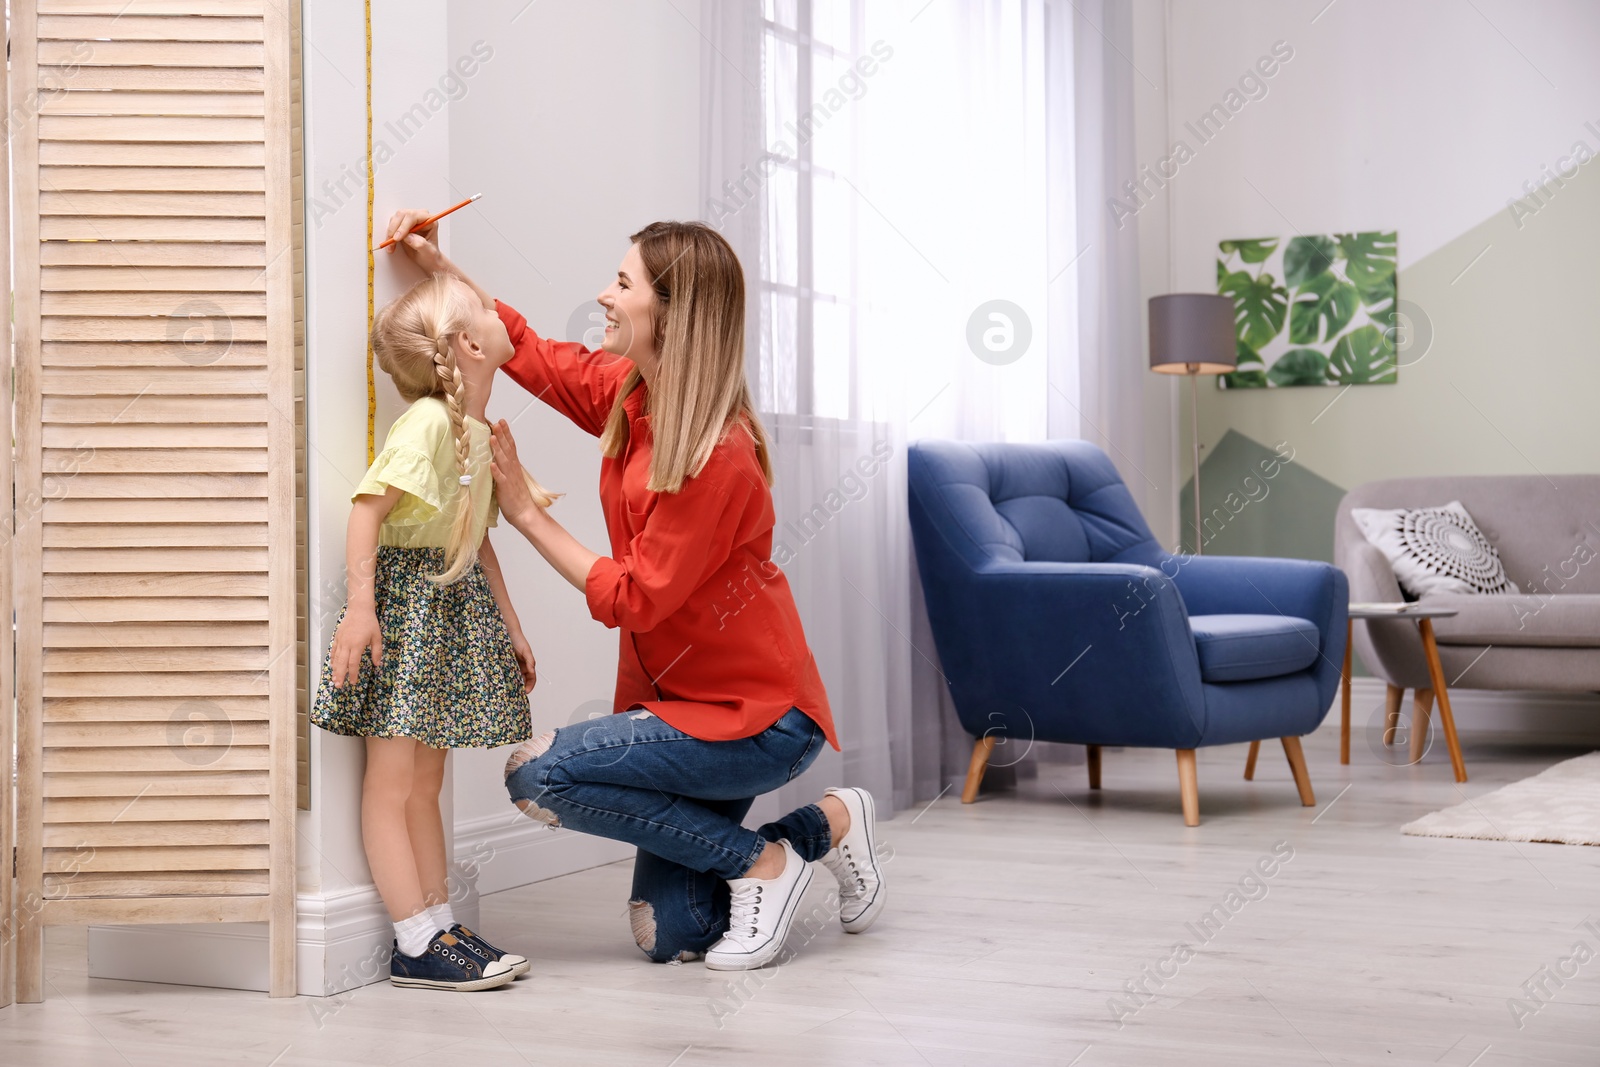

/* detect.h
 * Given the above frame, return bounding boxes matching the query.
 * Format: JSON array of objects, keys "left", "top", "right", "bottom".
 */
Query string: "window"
[
  {"left": 754, "top": 2, "right": 1063, "bottom": 442},
  {"left": 758, "top": 0, "right": 862, "bottom": 422}
]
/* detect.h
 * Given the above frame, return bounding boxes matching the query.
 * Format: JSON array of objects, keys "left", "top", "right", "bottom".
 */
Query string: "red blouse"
[{"left": 496, "top": 301, "right": 838, "bottom": 751}]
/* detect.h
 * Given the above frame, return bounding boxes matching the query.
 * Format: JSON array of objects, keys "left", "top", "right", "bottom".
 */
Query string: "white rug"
[{"left": 1402, "top": 750, "right": 1600, "bottom": 846}]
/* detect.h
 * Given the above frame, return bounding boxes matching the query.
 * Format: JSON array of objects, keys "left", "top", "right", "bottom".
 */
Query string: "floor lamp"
[{"left": 1148, "top": 294, "right": 1238, "bottom": 555}]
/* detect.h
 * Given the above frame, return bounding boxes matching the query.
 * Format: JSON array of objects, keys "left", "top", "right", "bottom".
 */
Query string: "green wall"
[{"left": 1179, "top": 429, "right": 1346, "bottom": 560}]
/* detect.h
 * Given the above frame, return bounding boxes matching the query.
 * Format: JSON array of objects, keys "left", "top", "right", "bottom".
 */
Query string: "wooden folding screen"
[
  {"left": 11, "top": 0, "right": 297, "bottom": 999},
  {"left": 1, "top": 16, "right": 14, "bottom": 1011},
  {"left": 291, "top": 0, "right": 310, "bottom": 812}
]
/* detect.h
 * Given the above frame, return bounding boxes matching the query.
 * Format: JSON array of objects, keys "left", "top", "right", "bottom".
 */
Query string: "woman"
[{"left": 384, "top": 211, "right": 887, "bottom": 969}]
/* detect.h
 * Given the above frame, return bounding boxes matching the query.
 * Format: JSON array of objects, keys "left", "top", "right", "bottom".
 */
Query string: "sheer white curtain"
[
  {"left": 1067, "top": 0, "right": 1151, "bottom": 514},
  {"left": 701, "top": 0, "right": 1141, "bottom": 812}
]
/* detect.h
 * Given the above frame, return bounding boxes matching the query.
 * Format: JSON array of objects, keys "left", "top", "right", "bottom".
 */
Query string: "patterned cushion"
[{"left": 1351, "top": 500, "right": 1519, "bottom": 597}]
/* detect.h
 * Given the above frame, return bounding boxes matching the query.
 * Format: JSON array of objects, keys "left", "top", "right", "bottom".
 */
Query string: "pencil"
[{"left": 373, "top": 193, "right": 482, "bottom": 251}]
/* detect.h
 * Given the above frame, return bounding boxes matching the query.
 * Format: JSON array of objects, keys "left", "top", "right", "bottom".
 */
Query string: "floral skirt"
[{"left": 311, "top": 546, "right": 531, "bottom": 749}]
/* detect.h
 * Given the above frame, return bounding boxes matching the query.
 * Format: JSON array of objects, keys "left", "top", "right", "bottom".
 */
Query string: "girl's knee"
[{"left": 362, "top": 770, "right": 412, "bottom": 809}]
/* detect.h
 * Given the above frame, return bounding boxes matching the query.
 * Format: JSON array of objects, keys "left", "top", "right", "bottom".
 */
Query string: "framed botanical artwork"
[{"left": 1216, "top": 231, "right": 1397, "bottom": 388}]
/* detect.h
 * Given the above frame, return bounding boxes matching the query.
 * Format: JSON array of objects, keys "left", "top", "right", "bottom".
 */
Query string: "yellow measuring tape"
[{"left": 364, "top": 0, "right": 376, "bottom": 465}]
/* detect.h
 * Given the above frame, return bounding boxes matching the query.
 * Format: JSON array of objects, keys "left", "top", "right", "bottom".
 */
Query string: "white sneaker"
[
  {"left": 704, "top": 839, "right": 814, "bottom": 971},
  {"left": 819, "top": 786, "right": 886, "bottom": 934}
]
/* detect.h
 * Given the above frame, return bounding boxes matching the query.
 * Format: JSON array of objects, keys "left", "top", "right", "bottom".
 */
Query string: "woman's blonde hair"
[
  {"left": 371, "top": 273, "right": 554, "bottom": 584},
  {"left": 598, "top": 222, "right": 772, "bottom": 493}
]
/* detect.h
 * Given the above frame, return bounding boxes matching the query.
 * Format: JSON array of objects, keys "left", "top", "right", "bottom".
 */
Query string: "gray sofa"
[{"left": 1335, "top": 474, "right": 1600, "bottom": 693}]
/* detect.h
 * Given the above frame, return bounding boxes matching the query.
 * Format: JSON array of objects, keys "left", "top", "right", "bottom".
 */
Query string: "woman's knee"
[
  {"left": 504, "top": 730, "right": 558, "bottom": 779},
  {"left": 505, "top": 730, "right": 564, "bottom": 825},
  {"left": 627, "top": 898, "right": 706, "bottom": 964}
]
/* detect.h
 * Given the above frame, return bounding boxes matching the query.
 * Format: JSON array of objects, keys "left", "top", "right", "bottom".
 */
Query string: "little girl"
[{"left": 312, "top": 272, "right": 554, "bottom": 991}]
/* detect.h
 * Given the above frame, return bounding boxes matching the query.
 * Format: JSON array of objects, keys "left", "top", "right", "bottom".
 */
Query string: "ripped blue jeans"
[{"left": 503, "top": 706, "right": 832, "bottom": 962}]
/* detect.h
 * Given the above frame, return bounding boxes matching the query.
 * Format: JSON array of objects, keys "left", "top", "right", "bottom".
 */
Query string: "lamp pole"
[{"left": 1189, "top": 364, "right": 1202, "bottom": 556}]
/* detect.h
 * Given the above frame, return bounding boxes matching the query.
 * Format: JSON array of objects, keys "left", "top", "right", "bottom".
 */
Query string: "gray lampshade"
[{"left": 1148, "top": 293, "right": 1237, "bottom": 375}]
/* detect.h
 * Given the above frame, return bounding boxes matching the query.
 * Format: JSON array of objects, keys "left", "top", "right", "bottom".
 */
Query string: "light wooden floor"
[{"left": 3, "top": 723, "right": 1599, "bottom": 1065}]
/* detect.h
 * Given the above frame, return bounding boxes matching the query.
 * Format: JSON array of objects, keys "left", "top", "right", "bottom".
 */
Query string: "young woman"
[
  {"left": 383, "top": 211, "right": 888, "bottom": 969},
  {"left": 314, "top": 273, "right": 556, "bottom": 990}
]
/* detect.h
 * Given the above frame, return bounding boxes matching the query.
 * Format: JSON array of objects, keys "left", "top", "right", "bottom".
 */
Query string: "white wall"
[
  {"left": 1156, "top": 0, "right": 1600, "bottom": 283},
  {"left": 441, "top": 0, "right": 706, "bottom": 893},
  {"left": 305, "top": 0, "right": 460, "bottom": 905}
]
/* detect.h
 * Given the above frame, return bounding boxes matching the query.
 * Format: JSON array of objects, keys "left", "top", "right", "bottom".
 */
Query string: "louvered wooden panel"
[
  {"left": 44, "top": 525, "right": 271, "bottom": 547},
  {"left": 45, "top": 871, "right": 271, "bottom": 897},
  {"left": 0, "top": 5, "right": 13, "bottom": 1010},
  {"left": 13, "top": 0, "right": 296, "bottom": 1000},
  {"left": 290, "top": 0, "right": 309, "bottom": 812}
]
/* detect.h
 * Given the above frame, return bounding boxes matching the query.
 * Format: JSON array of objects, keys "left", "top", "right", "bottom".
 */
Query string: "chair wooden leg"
[
  {"left": 1281, "top": 736, "right": 1315, "bottom": 806},
  {"left": 1243, "top": 740, "right": 1259, "bottom": 780},
  {"left": 1383, "top": 684, "right": 1404, "bottom": 746},
  {"left": 1410, "top": 688, "right": 1434, "bottom": 767},
  {"left": 1086, "top": 745, "right": 1102, "bottom": 790},
  {"left": 1176, "top": 749, "right": 1199, "bottom": 827},
  {"left": 961, "top": 736, "right": 996, "bottom": 804}
]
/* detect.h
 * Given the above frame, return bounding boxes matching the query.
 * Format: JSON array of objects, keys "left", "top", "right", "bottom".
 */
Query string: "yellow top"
[{"left": 354, "top": 397, "right": 499, "bottom": 549}]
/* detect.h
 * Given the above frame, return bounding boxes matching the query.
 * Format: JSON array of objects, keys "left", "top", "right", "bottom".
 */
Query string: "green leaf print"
[
  {"left": 1335, "top": 231, "right": 1397, "bottom": 291},
  {"left": 1288, "top": 271, "right": 1359, "bottom": 345},
  {"left": 1267, "top": 347, "right": 1330, "bottom": 387},
  {"left": 1328, "top": 324, "right": 1396, "bottom": 384},
  {"left": 1219, "top": 237, "right": 1279, "bottom": 264},
  {"left": 1283, "top": 235, "right": 1338, "bottom": 287},
  {"left": 1354, "top": 272, "right": 1396, "bottom": 321},
  {"left": 1220, "top": 270, "right": 1288, "bottom": 350}
]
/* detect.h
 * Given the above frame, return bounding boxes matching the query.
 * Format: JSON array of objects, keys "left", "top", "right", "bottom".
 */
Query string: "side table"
[
  {"left": 1342, "top": 602, "right": 1467, "bottom": 782},
  {"left": 1244, "top": 602, "right": 1468, "bottom": 783}
]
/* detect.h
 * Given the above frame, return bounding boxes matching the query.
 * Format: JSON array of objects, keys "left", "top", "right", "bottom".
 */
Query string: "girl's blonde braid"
[
  {"left": 429, "top": 332, "right": 479, "bottom": 585},
  {"left": 434, "top": 335, "right": 472, "bottom": 484}
]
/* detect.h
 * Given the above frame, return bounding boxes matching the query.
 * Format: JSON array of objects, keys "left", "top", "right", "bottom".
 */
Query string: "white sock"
[
  {"left": 395, "top": 911, "right": 438, "bottom": 958},
  {"left": 426, "top": 903, "right": 456, "bottom": 934}
]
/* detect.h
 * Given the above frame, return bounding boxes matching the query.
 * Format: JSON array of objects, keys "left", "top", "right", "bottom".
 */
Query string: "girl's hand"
[
  {"left": 385, "top": 208, "right": 446, "bottom": 273},
  {"left": 508, "top": 628, "right": 538, "bottom": 694},
  {"left": 330, "top": 607, "right": 384, "bottom": 689},
  {"left": 490, "top": 420, "right": 543, "bottom": 530}
]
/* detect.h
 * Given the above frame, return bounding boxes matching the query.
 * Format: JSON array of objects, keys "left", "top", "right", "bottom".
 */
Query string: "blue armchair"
[{"left": 908, "top": 440, "right": 1348, "bottom": 825}]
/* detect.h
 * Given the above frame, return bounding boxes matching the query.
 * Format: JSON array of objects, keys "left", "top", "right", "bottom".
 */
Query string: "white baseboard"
[
  {"left": 89, "top": 871, "right": 481, "bottom": 997},
  {"left": 85, "top": 823, "right": 632, "bottom": 996},
  {"left": 452, "top": 812, "right": 634, "bottom": 897},
  {"left": 1344, "top": 678, "right": 1600, "bottom": 738}
]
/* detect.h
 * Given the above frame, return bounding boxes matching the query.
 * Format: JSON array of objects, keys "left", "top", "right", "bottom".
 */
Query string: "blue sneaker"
[
  {"left": 450, "top": 924, "right": 531, "bottom": 978},
  {"left": 390, "top": 931, "right": 516, "bottom": 991}
]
